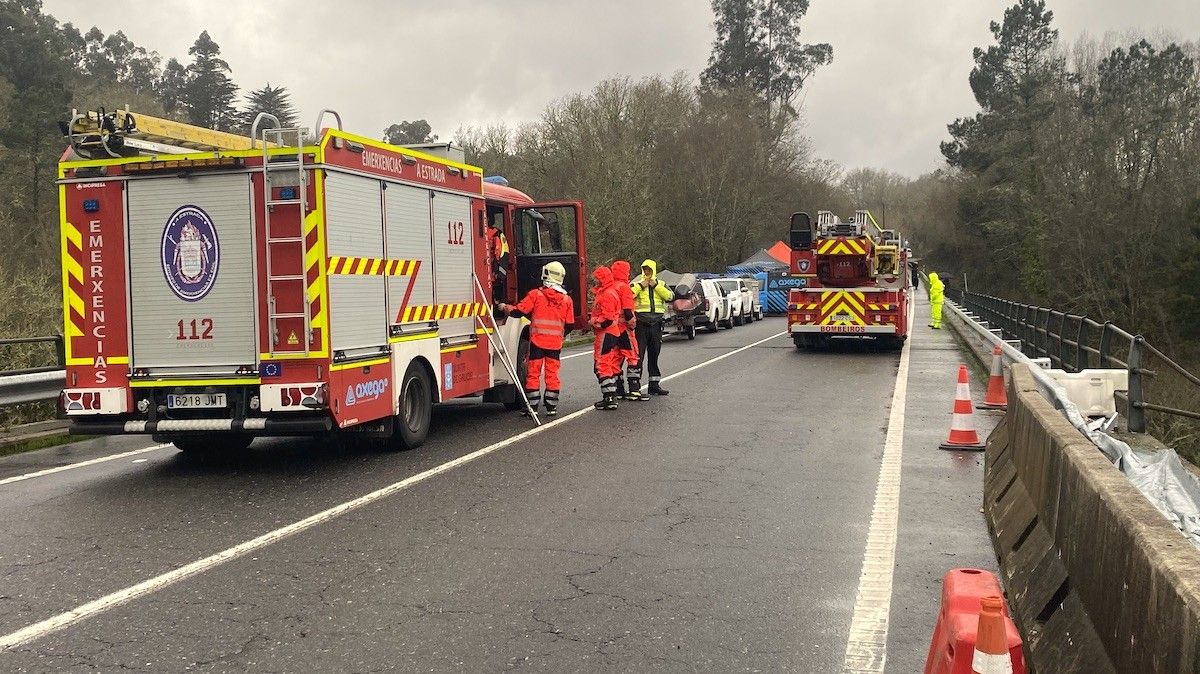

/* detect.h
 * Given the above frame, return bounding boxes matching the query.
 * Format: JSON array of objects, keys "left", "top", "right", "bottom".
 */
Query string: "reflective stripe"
[{"left": 531, "top": 318, "right": 565, "bottom": 336}]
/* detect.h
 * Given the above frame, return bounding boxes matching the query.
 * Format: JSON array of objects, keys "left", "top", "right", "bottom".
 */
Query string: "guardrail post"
[
  {"left": 1099, "top": 322, "right": 1113, "bottom": 368},
  {"left": 1076, "top": 319, "right": 1088, "bottom": 371},
  {"left": 54, "top": 333, "right": 65, "bottom": 369},
  {"left": 1128, "top": 335, "right": 1146, "bottom": 433}
]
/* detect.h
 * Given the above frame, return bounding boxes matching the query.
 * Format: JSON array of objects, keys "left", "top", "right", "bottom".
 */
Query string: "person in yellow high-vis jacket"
[
  {"left": 928, "top": 272, "right": 944, "bottom": 329},
  {"left": 631, "top": 259, "right": 675, "bottom": 395}
]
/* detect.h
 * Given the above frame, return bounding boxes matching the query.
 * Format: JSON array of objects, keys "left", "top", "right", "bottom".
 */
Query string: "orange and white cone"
[
  {"left": 940, "top": 364, "right": 986, "bottom": 450},
  {"left": 972, "top": 595, "right": 1013, "bottom": 674},
  {"left": 977, "top": 345, "right": 1008, "bottom": 410}
]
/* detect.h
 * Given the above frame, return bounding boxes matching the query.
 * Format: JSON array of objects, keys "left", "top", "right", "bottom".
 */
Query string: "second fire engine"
[{"left": 786, "top": 210, "right": 911, "bottom": 350}]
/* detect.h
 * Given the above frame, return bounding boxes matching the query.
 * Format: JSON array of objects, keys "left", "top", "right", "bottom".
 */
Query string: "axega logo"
[
  {"left": 345, "top": 378, "right": 389, "bottom": 406},
  {"left": 161, "top": 205, "right": 219, "bottom": 302}
]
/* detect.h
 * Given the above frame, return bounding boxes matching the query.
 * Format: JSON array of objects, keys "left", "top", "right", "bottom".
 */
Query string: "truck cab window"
[{"left": 515, "top": 206, "right": 576, "bottom": 255}]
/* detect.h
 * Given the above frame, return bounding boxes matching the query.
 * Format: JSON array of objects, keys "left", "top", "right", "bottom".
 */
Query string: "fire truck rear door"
[{"left": 126, "top": 173, "right": 257, "bottom": 374}]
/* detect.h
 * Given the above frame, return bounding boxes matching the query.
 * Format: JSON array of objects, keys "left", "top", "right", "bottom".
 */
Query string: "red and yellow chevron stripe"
[
  {"left": 62, "top": 219, "right": 85, "bottom": 342},
  {"left": 399, "top": 302, "right": 488, "bottom": 323},
  {"left": 815, "top": 237, "right": 869, "bottom": 255},
  {"left": 327, "top": 255, "right": 419, "bottom": 276},
  {"left": 819, "top": 290, "right": 866, "bottom": 326}
]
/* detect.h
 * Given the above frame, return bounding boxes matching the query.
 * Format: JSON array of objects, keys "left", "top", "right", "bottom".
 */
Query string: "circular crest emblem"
[
  {"left": 798, "top": 259, "right": 811, "bottom": 273},
  {"left": 161, "top": 205, "right": 219, "bottom": 302}
]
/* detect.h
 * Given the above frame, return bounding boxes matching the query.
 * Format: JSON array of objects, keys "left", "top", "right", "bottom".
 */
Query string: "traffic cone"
[
  {"left": 971, "top": 596, "right": 1013, "bottom": 674},
  {"left": 977, "top": 345, "right": 1008, "bottom": 410},
  {"left": 940, "top": 364, "right": 986, "bottom": 450}
]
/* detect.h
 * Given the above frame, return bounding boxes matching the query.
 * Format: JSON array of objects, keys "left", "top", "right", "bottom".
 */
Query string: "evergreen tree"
[
  {"left": 158, "top": 57, "right": 188, "bottom": 119},
  {"left": 238, "top": 83, "right": 298, "bottom": 135},
  {"left": 701, "top": 0, "right": 830, "bottom": 114},
  {"left": 183, "top": 30, "right": 238, "bottom": 131},
  {"left": 383, "top": 120, "right": 436, "bottom": 145}
]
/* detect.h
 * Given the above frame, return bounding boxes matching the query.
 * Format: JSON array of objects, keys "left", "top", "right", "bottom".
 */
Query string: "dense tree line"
[
  {"left": 456, "top": 0, "right": 836, "bottom": 273},
  {"left": 912, "top": 0, "right": 1200, "bottom": 356}
]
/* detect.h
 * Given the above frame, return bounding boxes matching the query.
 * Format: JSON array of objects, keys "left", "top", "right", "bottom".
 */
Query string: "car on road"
[
  {"left": 735, "top": 277, "right": 764, "bottom": 322},
  {"left": 715, "top": 278, "right": 747, "bottom": 326},
  {"left": 694, "top": 278, "right": 731, "bottom": 332}
]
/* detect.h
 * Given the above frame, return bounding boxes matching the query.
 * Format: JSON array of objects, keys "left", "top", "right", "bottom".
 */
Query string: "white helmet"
[{"left": 541, "top": 260, "right": 566, "bottom": 285}]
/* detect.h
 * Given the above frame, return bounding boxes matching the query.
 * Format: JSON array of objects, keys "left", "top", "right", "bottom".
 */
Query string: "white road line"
[
  {"left": 842, "top": 332, "right": 912, "bottom": 672},
  {"left": 562, "top": 350, "right": 591, "bottom": 360},
  {"left": 0, "top": 331, "right": 785, "bottom": 651},
  {"left": 0, "top": 444, "right": 171, "bottom": 487}
]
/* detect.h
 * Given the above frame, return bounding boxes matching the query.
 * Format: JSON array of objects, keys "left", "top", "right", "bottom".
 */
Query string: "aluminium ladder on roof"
[{"left": 63, "top": 106, "right": 274, "bottom": 158}]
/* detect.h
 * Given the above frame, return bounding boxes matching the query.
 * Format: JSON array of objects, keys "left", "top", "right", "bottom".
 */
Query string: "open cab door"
[{"left": 510, "top": 201, "right": 587, "bottom": 328}]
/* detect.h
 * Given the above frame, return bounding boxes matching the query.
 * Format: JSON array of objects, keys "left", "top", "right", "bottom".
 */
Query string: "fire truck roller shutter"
[
  {"left": 432, "top": 192, "right": 474, "bottom": 339},
  {"left": 325, "top": 172, "right": 387, "bottom": 353},
  {"left": 127, "top": 174, "right": 257, "bottom": 372},
  {"left": 385, "top": 183, "right": 434, "bottom": 325}
]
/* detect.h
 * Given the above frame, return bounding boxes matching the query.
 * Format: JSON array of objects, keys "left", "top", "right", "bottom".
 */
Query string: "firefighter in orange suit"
[
  {"left": 609, "top": 260, "right": 647, "bottom": 401},
  {"left": 498, "top": 261, "right": 575, "bottom": 417},
  {"left": 486, "top": 216, "right": 511, "bottom": 304},
  {"left": 590, "top": 265, "right": 623, "bottom": 410}
]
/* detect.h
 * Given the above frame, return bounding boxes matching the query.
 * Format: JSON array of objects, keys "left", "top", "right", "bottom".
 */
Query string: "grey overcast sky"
[{"left": 42, "top": 0, "right": 1200, "bottom": 176}]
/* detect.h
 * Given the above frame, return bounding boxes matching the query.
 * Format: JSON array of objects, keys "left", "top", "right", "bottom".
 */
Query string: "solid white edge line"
[
  {"left": 0, "top": 444, "right": 172, "bottom": 487},
  {"left": 841, "top": 312, "right": 914, "bottom": 672},
  {"left": 0, "top": 330, "right": 786, "bottom": 651}
]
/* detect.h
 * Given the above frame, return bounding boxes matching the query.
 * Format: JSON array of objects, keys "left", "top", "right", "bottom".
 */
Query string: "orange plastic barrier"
[{"left": 924, "top": 568, "right": 1025, "bottom": 674}]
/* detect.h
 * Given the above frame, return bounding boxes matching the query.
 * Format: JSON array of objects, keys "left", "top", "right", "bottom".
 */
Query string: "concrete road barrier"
[{"left": 985, "top": 365, "right": 1200, "bottom": 672}]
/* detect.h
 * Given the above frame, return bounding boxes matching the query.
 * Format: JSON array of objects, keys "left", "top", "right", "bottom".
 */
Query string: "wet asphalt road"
[{"left": 0, "top": 306, "right": 996, "bottom": 672}]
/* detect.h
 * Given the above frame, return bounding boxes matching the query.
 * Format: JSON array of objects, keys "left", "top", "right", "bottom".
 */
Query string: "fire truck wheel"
[
  {"left": 503, "top": 336, "right": 531, "bottom": 411},
  {"left": 394, "top": 363, "right": 433, "bottom": 450}
]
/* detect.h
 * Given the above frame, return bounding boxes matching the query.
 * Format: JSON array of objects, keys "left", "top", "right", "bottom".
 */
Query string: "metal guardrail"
[
  {"left": 0, "top": 334, "right": 65, "bottom": 407},
  {"left": 947, "top": 289, "right": 1200, "bottom": 435}
]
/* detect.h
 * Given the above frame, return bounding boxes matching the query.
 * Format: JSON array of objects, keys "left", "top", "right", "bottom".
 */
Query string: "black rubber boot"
[
  {"left": 649, "top": 384, "right": 670, "bottom": 396},
  {"left": 544, "top": 406, "right": 557, "bottom": 417}
]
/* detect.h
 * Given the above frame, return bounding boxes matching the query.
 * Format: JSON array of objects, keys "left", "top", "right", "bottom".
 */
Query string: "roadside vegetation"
[{"left": 0, "top": 0, "right": 1194, "bottom": 445}]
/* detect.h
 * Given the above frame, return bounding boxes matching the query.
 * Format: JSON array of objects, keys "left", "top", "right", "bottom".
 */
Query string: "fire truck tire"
[
  {"left": 503, "top": 336, "right": 531, "bottom": 411},
  {"left": 394, "top": 362, "right": 433, "bottom": 450}
]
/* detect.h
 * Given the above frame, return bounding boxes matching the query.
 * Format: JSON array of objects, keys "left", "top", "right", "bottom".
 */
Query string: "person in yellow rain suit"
[{"left": 928, "top": 272, "right": 944, "bottom": 329}]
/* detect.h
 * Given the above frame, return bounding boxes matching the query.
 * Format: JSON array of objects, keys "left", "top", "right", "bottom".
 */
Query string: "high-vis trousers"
[
  {"left": 635, "top": 317, "right": 664, "bottom": 387},
  {"left": 525, "top": 344, "right": 562, "bottom": 410},
  {"left": 930, "top": 300, "right": 943, "bottom": 329},
  {"left": 594, "top": 332, "right": 622, "bottom": 396}
]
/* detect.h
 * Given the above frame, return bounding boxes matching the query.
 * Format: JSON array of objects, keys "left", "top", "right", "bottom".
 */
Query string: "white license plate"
[{"left": 167, "top": 393, "right": 227, "bottom": 409}]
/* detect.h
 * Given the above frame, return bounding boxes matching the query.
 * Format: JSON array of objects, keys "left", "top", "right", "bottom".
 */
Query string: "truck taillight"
[
  {"left": 280, "top": 384, "right": 327, "bottom": 408},
  {"left": 60, "top": 390, "right": 102, "bottom": 412}
]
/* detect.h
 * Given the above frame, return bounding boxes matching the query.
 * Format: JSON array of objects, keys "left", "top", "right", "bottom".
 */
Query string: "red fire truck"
[
  {"left": 786, "top": 210, "right": 911, "bottom": 349},
  {"left": 56, "top": 108, "right": 586, "bottom": 452}
]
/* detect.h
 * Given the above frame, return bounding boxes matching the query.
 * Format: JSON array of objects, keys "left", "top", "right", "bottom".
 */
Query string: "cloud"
[{"left": 43, "top": 0, "right": 1199, "bottom": 176}]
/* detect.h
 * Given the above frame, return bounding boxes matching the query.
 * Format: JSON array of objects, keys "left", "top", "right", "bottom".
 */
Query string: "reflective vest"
[{"left": 632, "top": 276, "right": 673, "bottom": 314}]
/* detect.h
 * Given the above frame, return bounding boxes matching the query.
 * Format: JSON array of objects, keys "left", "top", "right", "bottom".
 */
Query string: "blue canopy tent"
[{"left": 727, "top": 249, "right": 790, "bottom": 315}]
